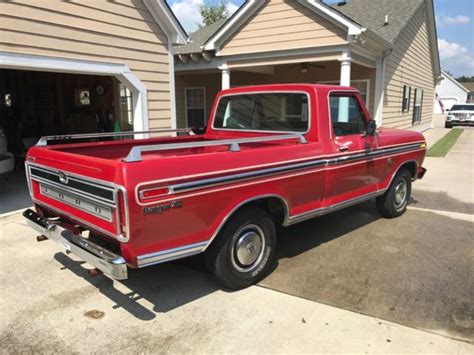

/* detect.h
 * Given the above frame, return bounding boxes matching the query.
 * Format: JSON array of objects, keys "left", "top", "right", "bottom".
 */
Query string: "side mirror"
[{"left": 366, "top": 119, "right": 377, "bottom": 136}]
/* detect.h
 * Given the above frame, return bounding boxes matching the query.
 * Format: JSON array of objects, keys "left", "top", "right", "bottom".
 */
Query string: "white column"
[
  {"left": 221, "top": 66, "right": 231, "bottom": 90},
  {"left": 374, "top": 55, "right": 387, "bottom": 126},
  {"left": 339, "top": 48, "right": 352, "bottom": 86},
  {"left": 338, "top": 49, "right": 352, "bottom": 122}
]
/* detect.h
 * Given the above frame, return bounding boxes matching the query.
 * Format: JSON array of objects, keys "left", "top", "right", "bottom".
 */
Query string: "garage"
[
  {"left": 0, "top": 0, "right": 187, "bottom": 214},
  {"left": 0, "top": 68, "right": 135, "bottom": 214}
]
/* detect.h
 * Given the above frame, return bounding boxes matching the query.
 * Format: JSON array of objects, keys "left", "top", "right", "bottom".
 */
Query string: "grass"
[{"left": 427, "top": 128, "right": 464, "bottom": 157}]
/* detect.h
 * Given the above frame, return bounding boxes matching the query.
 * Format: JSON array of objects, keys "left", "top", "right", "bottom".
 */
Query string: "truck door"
[{"left": 325, "top": 92, "right": 378, "bottom": 204}]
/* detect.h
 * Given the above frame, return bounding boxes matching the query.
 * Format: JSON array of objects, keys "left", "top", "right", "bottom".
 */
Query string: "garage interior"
[{"left": 0, "top": 69, "right": 134, "bottom": 214}]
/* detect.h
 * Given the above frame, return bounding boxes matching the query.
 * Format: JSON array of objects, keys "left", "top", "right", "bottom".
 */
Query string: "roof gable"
[
  {"left": 203, "top": 0, "right": 366, "bottom": 53},
  {"left": 218, "top": 0, "right": 348, "bottom": 56},
  {"left": 143, "top": 0, "right": 187, "bottom": 44},
  {"left": 441, "top": 71, "right": 469, "bottom": 92}
]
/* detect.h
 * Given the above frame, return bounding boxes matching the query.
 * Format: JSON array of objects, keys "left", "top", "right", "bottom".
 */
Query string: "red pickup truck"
[{"left": 24, "top": 84, "right": 427, "bottom": 289}]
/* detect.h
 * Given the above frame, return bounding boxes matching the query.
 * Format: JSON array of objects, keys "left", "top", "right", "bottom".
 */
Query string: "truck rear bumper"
[{"left": 23, "top": 209, "right": 128, "bottom": 280}]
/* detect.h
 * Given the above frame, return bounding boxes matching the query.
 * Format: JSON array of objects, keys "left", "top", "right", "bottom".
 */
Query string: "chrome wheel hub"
[
  {"left": 394, "top": 179, "right": 408, "bottom": 208},
  {"left": 231, "top": 224, "right": 265, "bottom": 272}
]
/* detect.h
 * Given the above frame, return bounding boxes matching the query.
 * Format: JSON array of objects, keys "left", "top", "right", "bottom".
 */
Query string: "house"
[
  {"left": 0, "top": 0, "right": 186, "bottom": 156},
  {"left": 434, "top": 70, "right": 469, "bottom": 112},
  {"left": 173, "top": 0, "right": 441, "bottom": 131},
  {"left": 463, "top": 82, "right": 474, "bottom": 103}
]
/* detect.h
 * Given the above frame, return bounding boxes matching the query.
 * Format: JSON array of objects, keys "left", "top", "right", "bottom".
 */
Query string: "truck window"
[
  {"left": 329, "top": 94, "right": 367, "bottom": 136},
  {"left": 213, "top": 93, "right": 309, "bottom": 133}
]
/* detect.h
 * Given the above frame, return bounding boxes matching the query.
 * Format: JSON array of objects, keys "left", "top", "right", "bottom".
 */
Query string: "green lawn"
[{"left": 427, "top": 128, "right": 464, "bottom": 157}]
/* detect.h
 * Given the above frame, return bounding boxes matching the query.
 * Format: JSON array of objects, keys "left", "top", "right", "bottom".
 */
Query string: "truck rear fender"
[{"left": 203, "top": 194, "right": 290, "bottom": 251}]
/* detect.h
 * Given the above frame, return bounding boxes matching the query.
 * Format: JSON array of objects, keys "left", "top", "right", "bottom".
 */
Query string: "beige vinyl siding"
[
  {"left": 219, "top": 0, "right": 347, "bottom": 56},
  {"left": 0, "top": 0, "right": 172, "bottom": 129},
  {"left": 383, "top": 4, "right": 436, "bottom": 129}
]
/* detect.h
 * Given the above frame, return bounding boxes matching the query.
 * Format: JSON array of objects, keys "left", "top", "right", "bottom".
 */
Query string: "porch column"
[
  {"left": 221, "top": 65, "right": 230, "bottom": 90},
  {"left": 338, "top": 48, "right": 352, "bottom": 122},
  {"left": 374, "top": 55, "right": 387, "bottom": 126},
  {"left": 339, "top": 48, "right": 352, "bottom": 86}
]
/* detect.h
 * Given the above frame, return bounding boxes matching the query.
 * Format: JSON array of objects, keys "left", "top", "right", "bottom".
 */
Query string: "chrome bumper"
[{"left": 23, "top": 209, "right": 128, "bottom": 280}]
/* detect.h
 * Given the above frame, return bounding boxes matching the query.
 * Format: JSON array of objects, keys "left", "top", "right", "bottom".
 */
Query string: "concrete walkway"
[
  {"left": 416, "top": 128, "right": 474, "bottom": 204},
  {"left": 0, "top": 214, "right": 472, "bottom": 353}
]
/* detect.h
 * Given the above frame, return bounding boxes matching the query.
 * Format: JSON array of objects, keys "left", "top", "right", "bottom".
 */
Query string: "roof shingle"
[
  {"left": 174, "top": 18, "right": 226, "bottom": 55},
  {"left": 331, "top": 0, "right": 424, "bottom": 44}
]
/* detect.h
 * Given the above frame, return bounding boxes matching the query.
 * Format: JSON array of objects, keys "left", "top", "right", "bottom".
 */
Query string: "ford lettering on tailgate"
[{"left": 40, "top": 184, "right": 112, "bottom": 221}]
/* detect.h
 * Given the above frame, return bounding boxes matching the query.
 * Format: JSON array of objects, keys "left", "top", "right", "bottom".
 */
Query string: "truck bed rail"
[
  {"left": 36, "top": 128, "right": 194, "bottom": 146},
  {"left": 123, "top": 133, "right": 308, "bottom": 162}
]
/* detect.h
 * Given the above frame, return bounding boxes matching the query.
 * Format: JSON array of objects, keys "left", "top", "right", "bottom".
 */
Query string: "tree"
[
  {"left": 456, "top": 76, "right": 474, "bottom": 83},
  {"left": 199, "top": 1, "right": 228, "bottom": 27}
]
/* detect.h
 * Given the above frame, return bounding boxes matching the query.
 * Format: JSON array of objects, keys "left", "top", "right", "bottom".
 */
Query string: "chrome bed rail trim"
[
  {"left": 36, "top": 128, "right": 193, "bottom": 146},
  {"left": 123, "top": 133, "right": 308, "bottom": 163}
]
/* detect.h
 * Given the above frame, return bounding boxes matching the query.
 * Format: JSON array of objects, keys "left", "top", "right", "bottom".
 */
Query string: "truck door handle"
[{"left": 339, "top": 146, "right": 349, "bottom": 152}]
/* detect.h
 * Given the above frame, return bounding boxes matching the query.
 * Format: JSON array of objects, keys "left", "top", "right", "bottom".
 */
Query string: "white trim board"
[{"left": 0, "top": 51, "right": 149, "bottom": 133}]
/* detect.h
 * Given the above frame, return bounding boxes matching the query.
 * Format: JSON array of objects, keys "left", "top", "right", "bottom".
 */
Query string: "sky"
[{"left": 167, "top": 0, "right": 474, "bottom": 77}]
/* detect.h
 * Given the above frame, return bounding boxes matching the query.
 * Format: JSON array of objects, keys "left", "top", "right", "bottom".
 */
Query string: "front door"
[{"left": 325, "top": 92, "right": 378, "bottom": 204}]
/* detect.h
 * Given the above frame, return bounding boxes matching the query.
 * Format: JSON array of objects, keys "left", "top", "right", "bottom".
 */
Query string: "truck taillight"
[{"left": 117, "top": 189, "right": 128, "bottom": 238}]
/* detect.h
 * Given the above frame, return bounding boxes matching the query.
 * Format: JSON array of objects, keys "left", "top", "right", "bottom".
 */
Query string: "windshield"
[
  {"left": 213, "top": 93, "right": 309, "bottom": 132},
  {"left": 450, "top": 105, "right": 474, "bottom": 111}
]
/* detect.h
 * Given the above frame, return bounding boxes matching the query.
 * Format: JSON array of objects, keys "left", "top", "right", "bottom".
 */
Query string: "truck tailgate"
[{"left": 26, "top": 146, "right": 128, "bottom": 242}]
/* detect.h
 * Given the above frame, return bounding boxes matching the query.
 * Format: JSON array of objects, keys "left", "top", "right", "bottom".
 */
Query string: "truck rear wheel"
[
  {"left": 205, "top": 207, "right": 276, "bottom": 290},
  {"left": 376, "top": 168, "right": 412, "bottom": 218}
]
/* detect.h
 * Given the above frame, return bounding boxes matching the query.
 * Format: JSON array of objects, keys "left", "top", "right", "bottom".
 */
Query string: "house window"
[
  {"left": 119, "top": 83, "right": 133, "bottom": 127},
  {"left": 467, "top": 92, "right": 474, "bottom": 103},
  {"left": 282, "top": 94, "right": 308, "bottom": 121},
  {"left": 412, "top": 88, "right": 423, "bottom": 125},
  {"left": 402, "top": 85, "right": 411, "bottom": 112},
  {"left": 185, "top": 87, "right": 206, "bottom": 127}
]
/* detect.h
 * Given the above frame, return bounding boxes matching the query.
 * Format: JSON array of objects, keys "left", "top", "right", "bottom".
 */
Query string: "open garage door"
[{"left": 0, "top": 69, "right": 134, "bottom": 214}]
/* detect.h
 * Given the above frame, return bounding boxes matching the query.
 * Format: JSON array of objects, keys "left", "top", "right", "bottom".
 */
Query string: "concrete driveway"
[
  {"left": 0, "top": 213, "right": 471, "bottom": 353},
  {"left": 0, "top": 128, "right": 472, "bottom": 352},
  {"left": 259, "top": 128, "right": 474, "bottom": 342}
]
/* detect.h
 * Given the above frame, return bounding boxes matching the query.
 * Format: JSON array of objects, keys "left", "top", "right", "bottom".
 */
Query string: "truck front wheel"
[
  {"left": 205, "top": 207, "right": 277, "bottom": 290},
  {"left": 376, "top": 168, "right": 412, "bottom": 218}
]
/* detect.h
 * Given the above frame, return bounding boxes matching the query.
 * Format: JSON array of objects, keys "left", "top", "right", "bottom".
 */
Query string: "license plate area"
[{"left": 40, "top": 184, "right": 113, "bottom": 222}]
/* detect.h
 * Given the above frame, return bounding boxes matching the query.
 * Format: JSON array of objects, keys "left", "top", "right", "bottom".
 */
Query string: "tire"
[
  {"left": 205, "top": 207, "right": 277, "bottom": 290},
  {"left": 445, "top": 121, "right": 452, "bottom": 128},
  {"left": 376, "top": 168, "right": 412, "bottom": 218}
]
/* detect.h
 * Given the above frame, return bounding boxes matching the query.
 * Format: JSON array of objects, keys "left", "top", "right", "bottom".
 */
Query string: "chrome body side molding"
[
  {"left": 137, "top": 241, "right": 208, "bottom": 268},
  {"left": 286, "top": 191, "right": 384, "bottom": 225}
]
